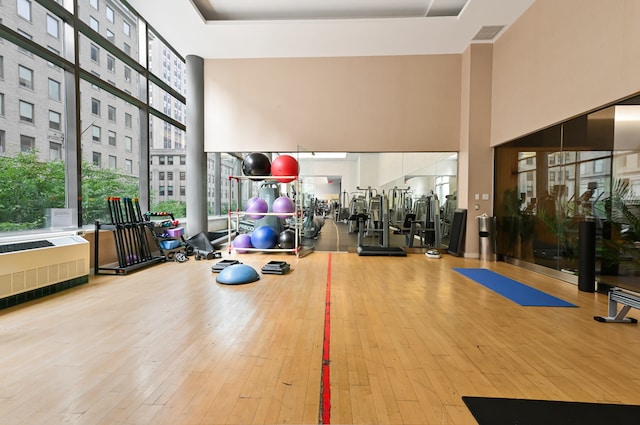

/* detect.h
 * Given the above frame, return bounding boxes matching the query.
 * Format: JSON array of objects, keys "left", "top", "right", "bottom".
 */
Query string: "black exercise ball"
[
  {"left": 242, "top": 153, "right": 271, "bottom": 179},
  {"left": 278, "top": 229, "right": 296, "bottom": 249}
]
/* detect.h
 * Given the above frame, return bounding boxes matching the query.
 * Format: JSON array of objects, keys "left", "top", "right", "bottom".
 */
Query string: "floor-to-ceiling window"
[
  {"left": 148, "top": 28, "right": 187, "bottom": 217},
  {"left": 0, "top": 0, "right": 68, "bottom": 232},
  {"left": 0, "top": 0, "right": 186, "bottom": 234}
]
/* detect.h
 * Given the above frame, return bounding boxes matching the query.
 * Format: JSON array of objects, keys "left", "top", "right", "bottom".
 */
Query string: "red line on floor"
[{"left": 320, "top": 253, "right": 332, "bottom": 424}]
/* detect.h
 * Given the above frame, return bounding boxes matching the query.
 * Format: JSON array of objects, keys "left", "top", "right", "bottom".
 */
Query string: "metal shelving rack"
[
  {"left": 144, "top": 212, "right": 188, "bottom": 261},
  {"left": 227, "top": 175, "right": 302, "bottom": 256},
  {"left": 94, "top": 197, "right": 165, "bottom": 275}
]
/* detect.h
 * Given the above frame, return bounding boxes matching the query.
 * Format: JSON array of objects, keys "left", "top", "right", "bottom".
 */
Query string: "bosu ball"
[{"left": 216, "top": 264, "right": 260, "bottom": 285}]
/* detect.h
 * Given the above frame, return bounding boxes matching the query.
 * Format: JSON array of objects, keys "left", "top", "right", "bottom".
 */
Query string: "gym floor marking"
[{"left": 320, "top": 253, "right": 332, "bottom": 424}]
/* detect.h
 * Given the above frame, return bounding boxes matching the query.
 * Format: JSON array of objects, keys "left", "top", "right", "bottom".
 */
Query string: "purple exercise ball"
[
  {"left": 245, "top": 196, "right": 268, "bottom": 220},
  {"left": 272, "top": 196, "right": 296, "bottom": 218},
  {"left": 233, "top": 233, "right": 253, "bottom": 254}
]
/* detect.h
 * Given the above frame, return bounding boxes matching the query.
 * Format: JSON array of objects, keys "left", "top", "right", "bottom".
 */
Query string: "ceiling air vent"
[{"left": 472, "top": 25, "right": 505, "bottom": 41}]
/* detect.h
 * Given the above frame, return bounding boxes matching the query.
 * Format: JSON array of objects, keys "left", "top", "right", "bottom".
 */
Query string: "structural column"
[
  {"left": 459, "top": 44, "right": 495, "bottom": 258},
  {"left": 186, "top": 55, "right": 207, "bottom": 237},
  {"left": 212, "top": 153, "right": 222, "bottom": 216}
]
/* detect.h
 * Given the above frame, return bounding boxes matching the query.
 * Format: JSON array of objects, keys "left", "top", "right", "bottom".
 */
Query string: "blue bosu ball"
[{"left": 216, "top": 264, "right": 260, "bottom": 285}]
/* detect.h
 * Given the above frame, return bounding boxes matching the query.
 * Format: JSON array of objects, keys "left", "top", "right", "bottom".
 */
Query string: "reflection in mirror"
[
  {"left": 495, "top": 101, "right": 640, "bottom": 286},
  {"left": 228, "top": 151, "right": 459, "bottom": 253}
]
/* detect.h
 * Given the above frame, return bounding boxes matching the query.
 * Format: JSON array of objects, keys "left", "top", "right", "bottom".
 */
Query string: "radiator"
[{"left": 0, "top": 233, "right": 90, "bottom": 299}]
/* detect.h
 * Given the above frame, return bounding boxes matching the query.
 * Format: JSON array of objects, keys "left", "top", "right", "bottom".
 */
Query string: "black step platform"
[
  {"left": 261, "top": 260, "right": 291, "bottom": 275},
  {"left": 211, "top": 259, "right": 241, "bottom": 273}
]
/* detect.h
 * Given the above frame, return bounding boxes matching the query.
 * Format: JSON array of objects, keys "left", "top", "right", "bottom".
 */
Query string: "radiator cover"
[{"left": 0, "top": 235, "right": 90, "bottom": 299}]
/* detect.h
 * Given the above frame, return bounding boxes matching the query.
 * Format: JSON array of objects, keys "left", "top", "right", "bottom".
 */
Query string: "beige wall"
[
  {"left": 460, "top": 44, "right": 495, "bottom": 258},
  {"left": 203, "top": 55, "right": 462, "bottom": 153},
  {"left": 84, "top": 231, "right": 118, "bottom": 270},
  {"left": 491, "top": 0, "right": 640, "bottom": 146}
]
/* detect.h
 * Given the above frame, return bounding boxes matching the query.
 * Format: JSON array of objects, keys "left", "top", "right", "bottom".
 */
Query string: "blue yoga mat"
[{"left": 453, "top": 268, "right": 576, "bottom": 307}]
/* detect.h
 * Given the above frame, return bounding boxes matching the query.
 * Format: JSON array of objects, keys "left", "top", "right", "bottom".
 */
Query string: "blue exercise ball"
[
  {"left": 251, "top": 225, "right": 278, "bottom": 249},
  {"left": 216, "top": 264, "right": 260, "bottom": 285}
]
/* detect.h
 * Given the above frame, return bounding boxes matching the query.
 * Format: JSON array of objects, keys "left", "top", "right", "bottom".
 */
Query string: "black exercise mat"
[{"left": 462, "top": 396, "right": 640, "bottom": 425}]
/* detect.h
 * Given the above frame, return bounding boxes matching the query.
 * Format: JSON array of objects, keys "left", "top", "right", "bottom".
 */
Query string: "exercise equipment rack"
[
  {"left": 94, "top": 197, "right": 164, "bottom": 275},
  {"left": 144, "top": 211, "right": 188, "bottom": 261},
  {"left": 226, "top": 175, "right": 303, "bottom": 256}
]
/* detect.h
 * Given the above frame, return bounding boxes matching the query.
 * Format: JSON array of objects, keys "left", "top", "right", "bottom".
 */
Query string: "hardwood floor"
[{"left": 1, "top": 252, "right": 639, "bottom": 424}]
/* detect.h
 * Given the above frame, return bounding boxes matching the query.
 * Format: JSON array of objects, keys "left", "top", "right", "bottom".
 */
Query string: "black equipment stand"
[{"left": 95, "top": 197, "right": 164, "bottom": 275}]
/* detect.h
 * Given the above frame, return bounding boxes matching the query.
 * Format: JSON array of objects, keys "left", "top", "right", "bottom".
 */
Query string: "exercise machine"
[
  {"left": 347, "top": 193, "right": 367, "bottom": 234},
  {"left": 441, "top": 191, "right": 457, "bottom": 240},
  {"left": 594, "top": 287, "right": 639, "bottom": 323},
  {"left": 401, "top": 193, "right": 442, "bottom": 249},
  {"left": 356, "top": 192, "right": 406, "bottom": 257},
  {"left": 302, "top": 196, "right": 324, "bottom": 239},
  {"left": 365, "top": 194, "right": 382, "bottom": 237},
  {"left": 389, "top": 186, "right": 412, "bottom": 228},
  {"left": 336, "top": 191, "right": 351, "bottom": 222}
]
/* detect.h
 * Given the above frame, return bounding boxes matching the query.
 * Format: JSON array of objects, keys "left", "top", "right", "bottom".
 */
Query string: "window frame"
[
  {"left": 108, "top": 105, "right": 116, "bottom": 122},
  {"left": 108, "top": 130, "right": 116, "bottom": 146},
  {"left": 18, "top": 65, "right": 34, "bottom": 90},
  {"left": 91, "top": 98, "right": 101, "bottom": 116},
  {"left": 17, "top": 0, "right": 32, "bottom": 22},
  {"left": 90, "top": 16, "right": 99, "bottom": 32},
  {"left": 46, "top": 14, "right": 60, "bottom": 38},
  {"left": 48, "top": 78, "right": 61, "bottom": 100},
  {"left": 19, "top": 100, "right": 35, "bottom": 123},
  {"left": 48, "top": 110, "right": 61, "bottom": 130},
  {"left": 90, "top": 44, "right": 100, "bottom": 63},
  {"left": 20, "top": 134, "right": 36, "bottom": 152},
  {"left": 92, "top": 125, "right": 101, "bottom": 142},
  {"left": 106, "top": 6, "right": 115, "bottom": 23}
]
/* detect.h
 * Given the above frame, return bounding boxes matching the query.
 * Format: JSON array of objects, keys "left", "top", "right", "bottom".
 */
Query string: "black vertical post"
[{"left": 578, "top": 220, "right": 596, "bottom": 292}]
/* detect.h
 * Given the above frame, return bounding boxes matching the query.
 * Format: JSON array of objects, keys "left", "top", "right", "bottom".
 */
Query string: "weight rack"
[{"left": 94, "top": 197, "right": 165, "bottom": 275}]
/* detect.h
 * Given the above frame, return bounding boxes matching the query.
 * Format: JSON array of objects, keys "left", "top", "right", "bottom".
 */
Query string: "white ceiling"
[
  {"left": 190, "top": 0, "right": 470, "bottom": 21},
  {"left": 127, "top": 0, "right": 534, "bottom": 59}
]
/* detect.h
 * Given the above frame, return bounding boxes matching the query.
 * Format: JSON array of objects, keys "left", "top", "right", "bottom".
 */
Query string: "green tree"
[
  {"left": 0, "top": 152, "right": 65, "bottom": 231},
  {"left": 81, "top": 162, "right": 139, "bottom": 225},
  {"left": 0, "top": 151, "right": 140, "bottom": 230},
  {"left": 150, "top": 199, "right": 187, "bottom": 218}
]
